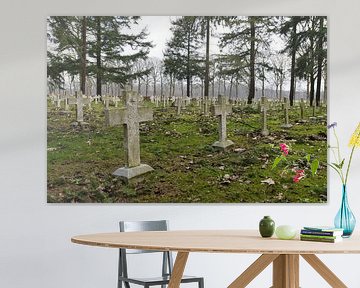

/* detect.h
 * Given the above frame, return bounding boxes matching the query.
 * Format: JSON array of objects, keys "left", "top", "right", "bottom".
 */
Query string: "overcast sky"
[
  {"left": 134, "top": 16, "right": 306, "bottom": 91},
  {"left": 137, "top": 16, "right": 225, "bottom": 59}
]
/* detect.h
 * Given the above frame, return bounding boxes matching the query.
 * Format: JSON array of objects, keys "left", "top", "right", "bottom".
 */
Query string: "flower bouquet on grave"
[{"left": 271, "top": 143, "right": 319, "bottom": 183}]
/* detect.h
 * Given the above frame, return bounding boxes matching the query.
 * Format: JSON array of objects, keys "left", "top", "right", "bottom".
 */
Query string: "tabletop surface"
[{"left": 71, "top": 230, "right": 360, "bottom": 254}]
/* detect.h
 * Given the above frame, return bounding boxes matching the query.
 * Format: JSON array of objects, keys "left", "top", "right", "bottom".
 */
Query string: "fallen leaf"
[{"left": 261, "top": 178, "right": 275, "bottom": 185}]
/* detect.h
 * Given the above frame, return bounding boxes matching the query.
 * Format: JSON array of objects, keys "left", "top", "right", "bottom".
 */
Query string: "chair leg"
[{"left": 199, "top": 278, "right": 204, "bottom": 288}]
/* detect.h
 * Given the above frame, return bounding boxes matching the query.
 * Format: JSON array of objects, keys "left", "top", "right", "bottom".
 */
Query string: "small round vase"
[
  {"left": 334, "top": 185, "right": 356, "bottom": 237},
  {"left": 259, "top": 216, "right": 275, "bottom": 238}
]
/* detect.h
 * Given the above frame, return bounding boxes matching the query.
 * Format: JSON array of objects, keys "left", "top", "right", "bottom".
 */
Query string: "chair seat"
[{"left": 119, "top": 274, "right": 203, "bottom": 286}]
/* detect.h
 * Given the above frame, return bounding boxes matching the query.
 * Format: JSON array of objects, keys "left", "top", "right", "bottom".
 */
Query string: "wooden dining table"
[{"left": 71, "top": 230, "right": 360, "bottom": 288}]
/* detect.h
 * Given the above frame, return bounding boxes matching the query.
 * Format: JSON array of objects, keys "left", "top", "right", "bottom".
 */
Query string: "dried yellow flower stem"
[
  {"left": 345, "top": 122, "right": 360, "bottom": 185},
  {"left": 349, "top": 122, "right": 360, "bottom": 148}
]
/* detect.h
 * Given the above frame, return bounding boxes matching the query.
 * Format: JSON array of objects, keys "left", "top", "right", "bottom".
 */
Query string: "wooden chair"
[{"left": 118, "top": 220, "right": 204, "bottom": 288}]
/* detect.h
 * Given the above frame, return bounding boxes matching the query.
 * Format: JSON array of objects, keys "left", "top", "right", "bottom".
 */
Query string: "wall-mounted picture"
[{"left": 47, "top": 16, "right": 327, "bottom": 203}]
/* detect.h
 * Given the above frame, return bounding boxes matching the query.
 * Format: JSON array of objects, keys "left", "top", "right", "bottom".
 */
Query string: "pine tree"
[
  {"left": 163, "top": 16, "right": 204, "bottom": 97},
  {"left": 47, "top": 16, "right": 152, "bottom": 96},
  {"left": 87, "top": 16, "right": 152, "bottom": 95},
  {"left": 47, "top": 16, "right": 86, "bottom": 93},
  {"left": 220, "top": 16, "right": 274, "bottom": 104}
]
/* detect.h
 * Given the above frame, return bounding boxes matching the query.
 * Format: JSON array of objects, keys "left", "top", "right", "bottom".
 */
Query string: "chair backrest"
[
  {"left": 119, "top": 220, "right": 168, "bottom": 254},
  {"left": 118, "top": 220, "right": 174, "bottom": 282}
]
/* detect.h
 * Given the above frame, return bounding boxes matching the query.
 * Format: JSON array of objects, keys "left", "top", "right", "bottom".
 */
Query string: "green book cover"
[
  {"left": 300, "top": 236, "right": 342, "bottom": 243},
  {"left": 300, "top": 234, "right": 339, "bottom": 240},
  {"left": 303, "top": 226, "right": 344, "bottom": 232}
]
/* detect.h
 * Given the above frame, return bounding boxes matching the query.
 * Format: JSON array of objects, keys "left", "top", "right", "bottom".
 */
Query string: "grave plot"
[{"left": 47, "top": 95, "right": 327, "bottom": 203}]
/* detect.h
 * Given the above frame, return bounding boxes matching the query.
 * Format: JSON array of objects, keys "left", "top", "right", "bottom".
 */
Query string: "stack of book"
[{"left": 300, "top": 226, "right": 344, "bottom": 243}]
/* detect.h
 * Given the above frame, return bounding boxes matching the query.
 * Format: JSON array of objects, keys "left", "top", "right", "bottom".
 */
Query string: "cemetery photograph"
[{"left": 47, "top": 16, "right": 327, "bottom": 203}]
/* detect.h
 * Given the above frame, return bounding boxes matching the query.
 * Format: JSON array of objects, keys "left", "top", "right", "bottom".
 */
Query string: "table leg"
[
  {"left": 272, "top": 254, "right": 299, "bottom": 288},
  {"left": 168, "top": 251, "right": 189, "bottom": 288},
  {"left": 228, "top": 254, "right": 279, "bottom": 288},
  {"left": 301, "top": 254, "right": 347, "bottom": 288}
]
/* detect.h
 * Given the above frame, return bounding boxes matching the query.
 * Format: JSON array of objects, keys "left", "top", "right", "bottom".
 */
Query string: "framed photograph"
[{"left": 47, "top": 16, "right": 327, "bottom": 203}]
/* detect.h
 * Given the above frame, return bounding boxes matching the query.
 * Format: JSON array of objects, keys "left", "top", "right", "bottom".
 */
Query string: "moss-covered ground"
[{"left": 47, "top": 100, "right": 327, "bottom": 203}]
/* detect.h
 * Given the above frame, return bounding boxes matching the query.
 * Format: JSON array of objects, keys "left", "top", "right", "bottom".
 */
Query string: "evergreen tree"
[
  {"left": 315, "top": 16, "right": 327, "bottom": 106},
  {"left": 163, "top": 16, "right": 204, "bottom": 97},
  {"left": 280, "top": 16, "right": 306, "bottom": 106},
  {"left": 47, "top": 16, "right": 152, "bottom": 96},
  {"left": 47, "top": 16, "right": 87, "bottom": 93},
  {"left": 87, "top": 16, "right": 152, "bottom": 95},
  {"left": 220, "top": 16, "right": 274, "bottom": 104}
]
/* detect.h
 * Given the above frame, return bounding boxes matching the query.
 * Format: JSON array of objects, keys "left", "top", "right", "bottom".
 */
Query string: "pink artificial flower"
[
  {"left": 279, "top": 143, "right": 289, "bottom": 156},
  {"left": 293, "top": 169, "right": 305, "bottom": 183}
]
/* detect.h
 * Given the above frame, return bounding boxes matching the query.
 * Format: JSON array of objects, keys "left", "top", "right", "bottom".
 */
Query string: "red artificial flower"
[
  {"left": 293, "top": 169, "right": 305, "bottom": 183},
  {"left": 279, "top": 143, "right": 289, "bottom": 156}
]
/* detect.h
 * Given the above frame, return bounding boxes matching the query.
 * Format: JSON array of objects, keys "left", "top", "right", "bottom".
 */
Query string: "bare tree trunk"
[
  {"left": 204, "top": 17, "right": 210, "bottom": 99},
  {"left": 212, "top": 80, "right": 215, "bottom": 97},
  {"left": 153, "top": 76, "right": 157, "bottom": 96},
  {"left": 145, "top": 75, "right": 149, "bottom": 97},
  {"left": 160, "top": 74, "right": 163, "bottom": 97},
  {"left": 223, "top": 77, "right": 226, "bottom": 95},
  {"left": 186, "top": 31, "right": 191, "bottom": 97},
  {"left": 289, "top": 19, "right": 298, "bottom": 106},
  {"left": 248, "top": 17, "right": 255, "bottom": 104},
  {"left": 96, "top": 17, "right": 102, "bottom": 96},
  {"left": 315, "top": 17, "right": 324, "bottom": 107},
  {"left": 80, "top": 16, "right": 87, "bottom": 95}
]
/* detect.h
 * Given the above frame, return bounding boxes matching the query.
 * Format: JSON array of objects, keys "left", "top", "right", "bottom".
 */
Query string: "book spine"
[
  {"left": 301, "top": 230, "right": 336, "bottom": 236},
  {"left": 301, "top": 234, "right": 338, "bottom": 240},
  {"left": 300, "top": 237, "right": 337, "bottom": 243}
]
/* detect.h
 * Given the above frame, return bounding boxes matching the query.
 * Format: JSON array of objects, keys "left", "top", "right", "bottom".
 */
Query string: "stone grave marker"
[
  {"left": 68, "top": 91, "right": 90, "bottom": 124},
  {"left": 299, "top": 98, "right": 307, "bottom": 123},
  {"left": 175, "top": 96, "right": 183, "bottom": 115},
  {"left": 86, "top": 95, "right": 92, "bottom": 110},
  {"left": 112, "top": 96, "right": 121, "bottom": 108},
  {"left": 55, "top": 94, "right": 62, "bottom": 108},
  {"left": 59, "top": 93, "right": 71, "bottom": 114},
  {"left": 102, "top": 95, "right": 112, "bottom": 109},
  {"left": 260, "top": 96, "right": 270, "bottom": 136},
  {"left": 162, "top": 95, "right": 167, "bottom": 108},
  {"left": 203, "top": 96, "right": 210, "bottom": 116},
  {"left": 104, "top": 90, "right": 153, "bottom": 180},
  {"left": 210, "top": 95, "right": 234, "bottom": 149},
  {"left": 281, "top": 97, "right": 293, "bottom": 128},
  {"left": 309, "top": 104, "right": 317, "bottom": 122},
  {"left": 93, "top": 95, "right": 101, "bottom": 104}
]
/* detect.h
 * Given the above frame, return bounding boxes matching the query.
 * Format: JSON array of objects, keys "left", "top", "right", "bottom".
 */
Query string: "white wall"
[{"left": 1, "top": 0, "right": 360, "bottom": 287}]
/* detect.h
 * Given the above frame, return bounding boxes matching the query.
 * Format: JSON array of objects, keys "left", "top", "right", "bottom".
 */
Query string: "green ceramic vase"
[{"left": 259, "top": 216, "right": 275, "bottom": 238}]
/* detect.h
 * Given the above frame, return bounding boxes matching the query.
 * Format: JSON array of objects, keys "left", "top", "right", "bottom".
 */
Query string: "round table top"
[{"left": 71, "top": 230, "right": 360, "bottom": 254}]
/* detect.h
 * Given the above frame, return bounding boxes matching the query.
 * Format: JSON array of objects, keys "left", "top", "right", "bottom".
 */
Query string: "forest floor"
[{"left": 47, "top": 100, "right": 327, "bottom": 203}]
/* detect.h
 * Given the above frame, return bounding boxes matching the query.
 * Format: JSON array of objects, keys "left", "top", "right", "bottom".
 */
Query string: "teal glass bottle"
[
  {"left": 259, "top": 216, "right": 275, "bottom": 238},
  {"left": 334, "top": 185, "right": 356, "bottom": 237}
]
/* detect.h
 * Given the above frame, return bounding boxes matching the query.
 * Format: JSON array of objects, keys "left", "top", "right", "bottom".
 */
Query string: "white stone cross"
[
  {"left": 210, "top": 95, "right": 234, "bottom": 149},
  {"left": 102, "top": 95, "right": 112, "bottom": 109},
  {"left": 105, "top": 90, "right": 153, "bottom": 180},
  {"left": 175, "top": 96, "right": 183, "bottom": 115},
  {"left": 68, "top": 91, "right": 90, "bottom": 123}
]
